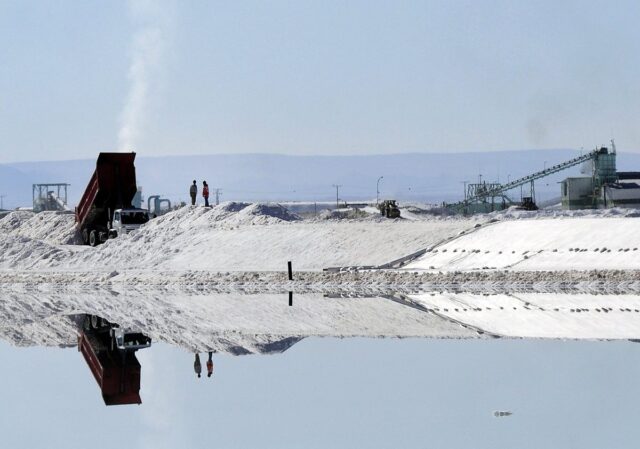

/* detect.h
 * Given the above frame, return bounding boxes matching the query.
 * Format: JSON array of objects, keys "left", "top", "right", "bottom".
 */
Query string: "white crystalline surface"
[
  {"left": 0, "top": 203, "right": 481, "bottom": 272},
  {"left": 2, "top": 205, "right": 640, "bottom": 350},
  {"left": 2, "top": 204, "right": 640, "bottom": 277},
  {"left": 0, "top": 211, "right": 76, "bottom": 244},
  {"left": 404, "top": 217, "right": 640, "bottom": 272}
]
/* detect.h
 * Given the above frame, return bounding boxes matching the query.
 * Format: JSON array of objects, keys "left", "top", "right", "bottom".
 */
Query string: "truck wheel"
[
  {"left": 89, "top": 230, "right": 98, "bottom": 247},
  {"left": 91, "top": 315, "right": 99, "bottom": 329},
  {"left": 83, "top": 315, "right": 91, "bottom": 331},
  {"left": 82, "top": 229, "right": 89, "bottom": 245}
]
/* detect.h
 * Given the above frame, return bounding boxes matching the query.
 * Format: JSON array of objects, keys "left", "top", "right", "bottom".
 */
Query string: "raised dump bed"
[{"left": 75, "top": 152, "right": 148, "bottom": 246}]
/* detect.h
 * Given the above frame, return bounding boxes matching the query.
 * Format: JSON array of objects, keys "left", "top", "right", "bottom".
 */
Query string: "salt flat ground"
[
  {"left": 2, "top": 205, "right": 640, "bottom": 349},
  {"left": 0, "top": 204, "right": 482, "bottom": 272},
  {"left": 404, "top": 216, "right": 640, "bottom": 272},
  {"left": 3, "top": 204, "right": 639, "bottom": 277}
]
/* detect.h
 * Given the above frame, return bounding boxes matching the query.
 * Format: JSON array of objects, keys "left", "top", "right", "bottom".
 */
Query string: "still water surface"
[
  {"left": 2, "top": 290, "right": 640, "bottom": 448},
  {"left": 1, "top": 334, "right": 639, "bottom": 448}
]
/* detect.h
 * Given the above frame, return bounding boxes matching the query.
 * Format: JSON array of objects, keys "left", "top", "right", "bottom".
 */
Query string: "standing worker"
[
  {"left": 202, "top": 181, "right": 210, "bottom": 207},
  {"left": 189, "top": 180, "right": 197, "bottom": 206}
]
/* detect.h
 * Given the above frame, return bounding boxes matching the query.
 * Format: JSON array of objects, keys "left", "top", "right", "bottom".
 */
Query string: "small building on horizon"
[
  {"left": 561, "top": 171, "right": 640, "bottom": 210},
  {"left": 561, "top": 177, "right": 594, "bottom": 210},
  {"left": 603, "top": 172, "right": 640, "bottom": 208}
]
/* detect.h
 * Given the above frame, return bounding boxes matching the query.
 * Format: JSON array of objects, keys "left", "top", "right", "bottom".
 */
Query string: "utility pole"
[
  {"left": 214, "top": 188, "right": 222, "bottom": 205},
  {"left": 0, "top": 194, "right": 5, "bottom": 210},
  {"left": 376, "top": 176, "right": 384, "bottom": 205},
  {"left": 332, "top": 184, "right": 342, "bottom": 209}
]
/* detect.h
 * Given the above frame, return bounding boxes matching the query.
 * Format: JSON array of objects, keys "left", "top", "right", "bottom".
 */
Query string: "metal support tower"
[{"left": 447, "top": 148, "right": 602, "bottom": 214}]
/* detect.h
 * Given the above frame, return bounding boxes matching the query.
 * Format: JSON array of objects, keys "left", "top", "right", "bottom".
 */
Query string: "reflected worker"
[
  {"left": 194, "top": 353, "right": 202, "bottom": 378},
  {"left": 207, "top": 352, "right": 214, "bottom": 378}
]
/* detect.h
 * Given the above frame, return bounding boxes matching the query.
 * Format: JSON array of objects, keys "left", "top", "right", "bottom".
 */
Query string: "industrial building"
[
  {"left": 561, "top": 177, "right": 594, "bottom": 210},
  {"left": 604, "top": 172, "right": 640, "bottom": 208},
  {"left": 446, "top": 145, "right": 611, "bottom": 214},
  {"left": 447, "top": 141, "right": 640, "bottom": 214},
  {"left": 561, "top": 145, "right": 640, "bottom": 209}
]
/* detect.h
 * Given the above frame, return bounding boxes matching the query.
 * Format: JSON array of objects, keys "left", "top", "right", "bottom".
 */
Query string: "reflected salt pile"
[
  {"left": 0, "top": 290, "right": 479, "bottom": 353},
  {"left": 406, "top": 292, "right": 640, "bottom": 339},
  {"left": 3, "top": 289, "right": 640, "bottom": 409},
  {"left": 2, "top": 290, "right": 640, "bottom": 354}
]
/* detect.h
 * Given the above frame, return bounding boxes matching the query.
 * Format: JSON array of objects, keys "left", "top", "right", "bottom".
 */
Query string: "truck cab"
[{"left": 109, "top": 208, "right": 150, "bottom": 239}]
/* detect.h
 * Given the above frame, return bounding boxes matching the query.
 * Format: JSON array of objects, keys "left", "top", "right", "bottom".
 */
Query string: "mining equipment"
[
  {"left": 147, "top": 195, "right": 172, "bottom": 216},
  {"left": 378, "top": 199, "right": 401, "bottom": 218},
  {"left": 518, "top": 196, "right": 538, "bottom": 211},
  {"left": 75, "top": 152, "right": 150, "bottom": 246},
  {"left": 447, "top": 142, "right": 622, "bottom": 214},
  {"left": 32, "top": 183, "right": 71, "bottom": 212}
]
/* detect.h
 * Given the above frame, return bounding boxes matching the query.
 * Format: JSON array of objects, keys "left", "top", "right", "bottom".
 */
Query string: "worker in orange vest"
[
  {"left": 207, "top": 352, "right": 214, "bottom": 378},
  {"left": 202, "top": 181, "right": 210, "bottom": 207}
]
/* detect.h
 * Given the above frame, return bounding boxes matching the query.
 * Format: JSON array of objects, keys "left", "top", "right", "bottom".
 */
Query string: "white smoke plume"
[{"left": 118, "top": 0, "right": 170, "bottom": 152}]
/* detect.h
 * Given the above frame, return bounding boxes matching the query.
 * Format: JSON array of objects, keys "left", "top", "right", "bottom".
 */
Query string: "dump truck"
[
  {"left": 76, "top": 314, "right": 151, "bottom": 406},
  {"left": 75, "top": 152, "right": 149, "bottom": 246}
]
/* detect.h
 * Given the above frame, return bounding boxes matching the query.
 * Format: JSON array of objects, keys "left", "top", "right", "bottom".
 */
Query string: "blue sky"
[{"left": 1, "top": 0, "right": 640, "bottom": 163}]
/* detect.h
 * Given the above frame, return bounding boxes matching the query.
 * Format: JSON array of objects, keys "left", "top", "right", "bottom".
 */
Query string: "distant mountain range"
[{"left": 2, "top": 150, "right": 640, "bottom": 210}]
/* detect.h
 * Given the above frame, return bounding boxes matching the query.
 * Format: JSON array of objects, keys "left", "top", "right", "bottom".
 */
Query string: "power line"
[{"left": 332, "top": 184, "right": 342, "bottom": 208}]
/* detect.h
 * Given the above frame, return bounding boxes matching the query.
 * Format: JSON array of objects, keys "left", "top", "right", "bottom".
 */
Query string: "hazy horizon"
[
  {"left": 2, "top": 147, "right": 584, "bottom": 165},
  {"left": 3, "top": 149, "right": 640, "bottom": 210}
]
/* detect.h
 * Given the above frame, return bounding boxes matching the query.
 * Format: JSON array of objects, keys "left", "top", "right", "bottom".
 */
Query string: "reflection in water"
[
  {"left": 194, "top": 353, "right": 201, "bottom": 378},
  {"left": 73, "top": 314, "right": 151, "bottom": 406},
  {"left": 207, "top": 351, "right": 214, "bottom": 378},
  {"left": 3, "top": 290, "right": 640, "bottom": 411},
  {"left": 193, "top": 352, "right": 215, "bottom": 379},
  {"left": 3, "top": 290, "right": 640, "bottom": 447}
]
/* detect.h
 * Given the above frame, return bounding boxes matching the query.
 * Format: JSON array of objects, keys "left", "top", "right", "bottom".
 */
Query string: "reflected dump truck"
[
  {"left": 77, "top": 315, "right": 151, "bottom": 406},
  {"left": 75, "top": 152, "right": 149, "bottom": 246}
]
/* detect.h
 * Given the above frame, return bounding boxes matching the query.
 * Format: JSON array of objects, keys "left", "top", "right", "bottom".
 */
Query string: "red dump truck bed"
[
  {"left": 78, "top": 331, "right": 142, "bottom": 406},
  {"left": 75, "top": 152, "right": 138, "bottom": 233}
]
